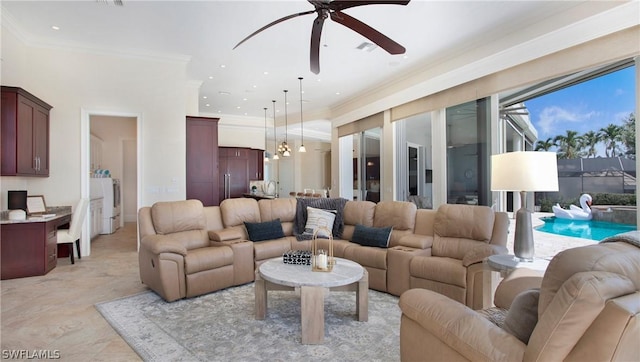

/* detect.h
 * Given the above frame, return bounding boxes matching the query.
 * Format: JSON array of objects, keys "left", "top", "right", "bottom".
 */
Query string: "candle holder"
[{"left": 311, "top": 225, "right": 334, "bottom": 272}]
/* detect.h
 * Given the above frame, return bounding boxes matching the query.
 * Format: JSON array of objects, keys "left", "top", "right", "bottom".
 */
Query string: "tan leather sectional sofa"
[{"left": 138, "top": 197, "right": 509, "bottom": 304}]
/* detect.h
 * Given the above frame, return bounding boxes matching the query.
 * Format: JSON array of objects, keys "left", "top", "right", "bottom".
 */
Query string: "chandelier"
[
  {"left": 298, "top": 76, "right": 306, "bottom": 153},
  {"left": 263, "top": 107, "right": 269, "bottom": 162},
  {"left": 278, "top": 89, "right": 292, "bottom": 157}
]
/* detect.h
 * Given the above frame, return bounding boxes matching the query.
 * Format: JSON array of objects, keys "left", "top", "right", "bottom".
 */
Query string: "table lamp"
[{"left": 491, "top": 151, "right": 558, "bottom": 261}]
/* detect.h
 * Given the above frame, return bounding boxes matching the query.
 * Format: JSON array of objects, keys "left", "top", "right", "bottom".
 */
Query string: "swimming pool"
[{"left": 535, "top": 217, "right": 636, "bottom": 241}]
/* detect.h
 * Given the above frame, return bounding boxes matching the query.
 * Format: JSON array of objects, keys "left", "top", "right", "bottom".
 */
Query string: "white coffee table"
[{"left": 255, "top": 257, "right": 368, "bottom": 344}]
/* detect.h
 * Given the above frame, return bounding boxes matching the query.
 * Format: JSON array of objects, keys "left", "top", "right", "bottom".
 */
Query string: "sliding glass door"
[
  {"left": 446, "top": 98, "right": 491, "bottom": 206},
  {"left": 344, "top": 128, "right": 382, "bottom": 202}
]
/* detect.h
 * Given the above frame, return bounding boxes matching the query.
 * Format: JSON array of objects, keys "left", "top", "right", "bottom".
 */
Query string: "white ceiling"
[{"left": 0, "top": 0, "right": 626, "bottom": 142}]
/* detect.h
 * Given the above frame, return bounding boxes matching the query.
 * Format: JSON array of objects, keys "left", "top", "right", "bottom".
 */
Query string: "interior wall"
[
  {"left": 298, "top": 141, "right": 331, "bottom": 193},
  {"left": 0, "top": 25, "right": 189, "bottom": 211},
  {"left": 217, "top": 124, "right": 265, "bottom": 149},
  {"left": 122, "top": 139, "right": 137, "bottom": 223}
]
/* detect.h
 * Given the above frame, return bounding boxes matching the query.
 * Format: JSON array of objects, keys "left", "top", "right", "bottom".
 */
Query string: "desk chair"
[{"left": 57, "top": 198, "right": 89, "bottom": 264}]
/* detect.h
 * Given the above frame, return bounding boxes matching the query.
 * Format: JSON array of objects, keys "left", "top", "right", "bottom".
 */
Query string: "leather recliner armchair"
[
  {"left": 399, "top": 240, "right": 640, "bottom": 361},
  {"left": 408, "top": 204, "right": 509, "bottom": 309},
  {"left": 138, "top": 199, "right": 241, "bottom": 302}
]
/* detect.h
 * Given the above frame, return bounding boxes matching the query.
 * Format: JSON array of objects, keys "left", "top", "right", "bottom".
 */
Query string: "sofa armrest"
[
  {"left": 209, "top": 228, "right": 244, "bottom": 242},
  {"left": 462, "top": 244, "right": 508, "bottom": 267},
  {"left": 212, "top": 239, "right": 249, "bottom": 246},
  {"left": 494, "top": 268, "right": 544, "bottom": 309},
  {"left": 140, "top": 235, "right": 187, "bottom": 256},
  {"left": 399, "top": 288, "right": 525, "bottom": 361},
  {"left": 398, "top": 234, "right": 433, "bottom": 249}
]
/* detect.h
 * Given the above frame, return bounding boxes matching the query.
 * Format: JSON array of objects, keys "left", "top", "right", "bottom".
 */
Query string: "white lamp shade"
[{"left": 491, "top": 151, "right": 559, "bottom": 192}]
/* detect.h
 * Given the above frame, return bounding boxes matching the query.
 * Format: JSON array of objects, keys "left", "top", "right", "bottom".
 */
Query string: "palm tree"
[
  {"left": 553, "top": 130, "right": 584, "bottom": 159},
  {"left": 598, "top": 124, "right": 623, "bottom": 157},
  {"left": 621, "top": 113, "right": 636, "bottom": 159},
  {"left": 534, "top": 137, "right": 556, "bottom": 151},
  {"left": 580, "top": 130, "right": 601, "bottom": 158}
]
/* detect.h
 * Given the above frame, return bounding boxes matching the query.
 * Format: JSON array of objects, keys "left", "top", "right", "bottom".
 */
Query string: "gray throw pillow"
[{"left": 502, "top": 288, "right": 540, "bottom": 343}]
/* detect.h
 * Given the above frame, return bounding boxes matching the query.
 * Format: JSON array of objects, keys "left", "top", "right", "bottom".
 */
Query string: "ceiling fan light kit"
[{"left": 233, "top": 0, "right": 410, "bottom": 74}]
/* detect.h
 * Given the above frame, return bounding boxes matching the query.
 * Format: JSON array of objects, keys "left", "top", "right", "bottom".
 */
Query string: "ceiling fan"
[{"left": 233, "top": 0, "right": 410, "bottom": 74}]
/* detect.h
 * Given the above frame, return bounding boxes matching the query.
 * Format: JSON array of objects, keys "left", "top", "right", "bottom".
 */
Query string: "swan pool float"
[{"left": 552, "top": 194, "right": 593, "bottom": 220}]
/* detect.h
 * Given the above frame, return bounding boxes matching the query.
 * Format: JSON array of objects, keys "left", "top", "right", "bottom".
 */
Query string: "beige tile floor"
[
  {"left": 1, "top": 222, "right": 144, "bottom": 361},
  {"left": 0, "top": 214, "right": 595, "bottom": 361}
]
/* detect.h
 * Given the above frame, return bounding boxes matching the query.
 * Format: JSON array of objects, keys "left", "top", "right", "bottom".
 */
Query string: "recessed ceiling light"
[
  {"left": 242, "top": 98, "right": 248, "bottom": 101},
  {"left": 263, "top": 71, "right": 269, "bottom": 75},
  {"left": 335, "top": 92, "right": 341, "bottom": 95},
  {"left": 219, "top": 91, "right": 231, "bottom": 95},
  {"left": 208, "top": 76, "right": 214, "bottom": 79},
  {"left": 403, "top": 55, "right": 409, "bottom": 59},
  {"left": 244, "top": 112, "right": 248, "bottom": 116},
  {"left": 202, "top": 96, "right": 207, "bottom": 99},
  {"left": 220, "top": 64, "right": 226, "bottom": 68},
  {"left": 253, "top": 85, "right": 258, "bottom": 88},
  {"left": 205, "top": 103, "right": 210, "bottom": 107},
  {"left": 51, "top": 25, "right": 60, "bottom": 30},
  {"left": 236, "top": 106, "right": 241, "bottom": 109}
]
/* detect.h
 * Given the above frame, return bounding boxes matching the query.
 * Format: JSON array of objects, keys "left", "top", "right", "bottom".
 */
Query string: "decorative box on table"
[{"left": 283, "top": 250, "right": 312, "bottom": 265}]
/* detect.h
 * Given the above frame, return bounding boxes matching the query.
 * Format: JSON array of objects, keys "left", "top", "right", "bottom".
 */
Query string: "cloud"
[
  {"left": 614, "top": 111, "right": 633, "bottom": 123},
  {"left": 536, "top": 106, "right": 596, "bottom": 135},
  {"left": 614, "top": 88, "right": 625, "bottom": 96}
]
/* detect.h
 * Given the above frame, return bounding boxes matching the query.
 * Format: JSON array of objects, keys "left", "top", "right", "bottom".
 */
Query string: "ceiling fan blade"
[
  {"left": 327, "top": 0, "right": 410, "bottom": 12},
  {"left": 233, "top": 10, "right": 316, "bottom": 50},
  {"left": 330, "top": 11, "right": 405, "bottom": 54},
  {"left": 310, "top": 12, "right": 326, "bottom": 74}
]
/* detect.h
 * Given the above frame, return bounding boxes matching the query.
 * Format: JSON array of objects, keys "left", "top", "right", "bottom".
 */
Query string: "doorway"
[{"left": 81, "top": 110, "right": 141, "bottom": 255}]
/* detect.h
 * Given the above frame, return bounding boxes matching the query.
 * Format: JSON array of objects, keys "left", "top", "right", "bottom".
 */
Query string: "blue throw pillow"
[
  {"left": 244, "top": 219, "right": 285, "bottom": 242},
  {"left": 351, "top": 224, "right": 392, "bottom": 248}
]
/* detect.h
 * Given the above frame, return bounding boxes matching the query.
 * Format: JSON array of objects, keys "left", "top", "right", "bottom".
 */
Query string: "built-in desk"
[{"left": 1, "top": 210, "right": 72, "bottom": 280}]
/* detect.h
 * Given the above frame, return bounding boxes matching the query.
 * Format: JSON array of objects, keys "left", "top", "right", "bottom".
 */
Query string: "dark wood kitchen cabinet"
[
  {"left": 218, "top": 147, "right": 250, "bottom": 203},
  {"left": 1, "top": 86, "right": 52, "bottom": 177},
  {"left": 248, "top": 148, "right": 264, "bottom": 180},
  {"left": 186, "top": 116, "right": 219, "bottom": 206}
]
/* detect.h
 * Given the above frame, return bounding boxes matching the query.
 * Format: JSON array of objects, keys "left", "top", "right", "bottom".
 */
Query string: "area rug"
[{"left": 96, "top": 283, "right": 401, "bottom": 361}]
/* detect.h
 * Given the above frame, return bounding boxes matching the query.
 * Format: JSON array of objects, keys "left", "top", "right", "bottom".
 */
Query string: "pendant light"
[
  {"left": 277, "top": 89, "right": 292, "bottom": 157},
  {"left": 298, "top": 77, "right": 306, "bottom": 153},
  {"left": 272, "top": 100, "right": 279, "bottom": 160},
  {"left": 263, "top": 107, "right": 269, "bottom": 162}
]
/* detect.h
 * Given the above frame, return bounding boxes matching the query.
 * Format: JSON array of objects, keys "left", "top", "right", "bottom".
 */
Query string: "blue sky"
[{"left": 525, "top": 66, "right": 636, "bottom": 156}]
